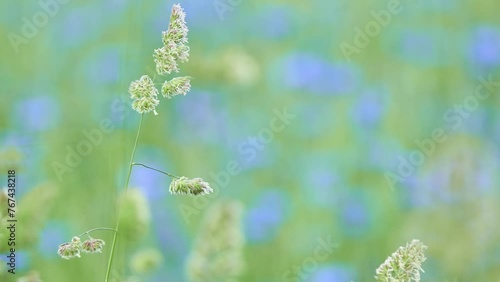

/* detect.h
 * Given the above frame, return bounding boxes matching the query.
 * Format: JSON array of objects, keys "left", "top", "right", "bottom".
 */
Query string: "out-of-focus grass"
[{"left": 1, "top": 0, "right": 500, "bottom": 281}]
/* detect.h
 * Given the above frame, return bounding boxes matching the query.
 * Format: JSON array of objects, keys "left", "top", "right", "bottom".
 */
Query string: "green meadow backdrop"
[{"left": 1, "top": 0, "right": 500, "bottom": 281}]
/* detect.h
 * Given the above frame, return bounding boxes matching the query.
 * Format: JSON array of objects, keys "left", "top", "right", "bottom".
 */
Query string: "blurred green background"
[{"left": 1, "top": 0, "right": 500, "bottom": 281}]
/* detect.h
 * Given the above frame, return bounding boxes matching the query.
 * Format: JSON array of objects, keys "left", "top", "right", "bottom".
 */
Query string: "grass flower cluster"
[
  {"left": 169, "top": 176, "right": 213, "bottom": 196},
  {"left": 55, "top": 3, "right": 432, "bottom": 282},
  {"left": 375, "top": 239, "right": 428, "bottom": 282},
  {"left": 130, "top": 3, "right": 191, "bottom": 115},
  {"left": 81, "top": 238, "right": 106, "bottom": 254},
  {"left": 154, "top": 3, "right": 189, "bottom": 75},
  {"left": 57, "top": 236, "right": 106, "bottom": 260},
  {"left": 162, "top": 76, "right": 191, "bottom": 98},
  {"left": 129, "top": 75, "right": 160, "bottom": 115},
  {"left": 59, "top": 4, "right": 214, "bottom": 281}
]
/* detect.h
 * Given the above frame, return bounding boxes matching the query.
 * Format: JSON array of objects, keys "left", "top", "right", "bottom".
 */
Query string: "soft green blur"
[{"left": 1, "top": 0, "right": 500, "bottom": 281}]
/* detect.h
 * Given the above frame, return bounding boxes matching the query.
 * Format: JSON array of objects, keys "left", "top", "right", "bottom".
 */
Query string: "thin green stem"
[
  {"left": 105, "top": 113, "right": 144, "bottom": 282},
  {"left": 132, "top": 163, "right": 180, "bottom": 179},
  {"left": 78, "top": 227, "right": 116, "bottom": 238}
]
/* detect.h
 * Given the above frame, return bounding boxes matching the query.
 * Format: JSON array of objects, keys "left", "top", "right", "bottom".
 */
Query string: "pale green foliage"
[
  {"left": 130, "top": 248, "right": 163, "bottom": 274},
  {"left": 17, "top": 183, "right": 58, "bottom": 249},
  {"left": 375, "top": 239, "right": 428, "bottom": 282},
  {"left": 0, "top": 188, "right": 7, "bottom": 252},
  {"left": 0, "top": 188, "right": 7, "bottom": 211},
  {"left": 17, "top": 271, "right": 43, "bottom": 282},
  {"left": 169, "top": 176, "right": 213, "bottom": 196},
  {"left": 119, "top": 188, "right": 151, "bottom": 242},
  {"left": 187, "top": 200, "right": 245, "bottom": 282},
  {"left": 0, "top": 147, "right": 22, "bottom": 173},
  {"left": 0, "top": 217, "right": 7, "bottom": 253}
]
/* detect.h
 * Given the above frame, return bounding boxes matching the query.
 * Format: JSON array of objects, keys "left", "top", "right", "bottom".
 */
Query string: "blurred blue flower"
[
  {"left": 176, "top": 91, "right": 213, "bottom": 121},
  {"left": 309, "top": 264, "right": 356, "bottom": 282},
  {"left": 470, "top": 26, "right": 500, "bottom": 67},
  {"left": 409, "top": 168, "right": 455, "bottom": 208},
  {"left": 105, "top": 96, "right": 134, "bottom": 130},
  {"left": 296, "top": 149, "right": 356, "bottom": 207},
  {"left": 130, "top": 163, "right": 166, "bottom": 201},
  {"left": 174, "top": 90, "right": 228, "bottom": 144},
  {"left": 154, "top": 207, "right": 188, "bottom": 262},
  {"left": 129, "top": 146, "right": 169, "bottom": 201},
  {"left": 102, "top": 0, "right": 129, "bottom": 15},
  {"left": 339, "top": 194, "right": 371, "bottom": 237},
  {"left": 16, "top": 251, "right": 31, "bottom": 271},
  {"left": 255, "top": 6, "right": 292, "bottom": 39},
  {"left": 290, "top": 103, "right": 335, "bottom": 138},
  {"left": 400, "top": 31, "right": 439, "bottom": 66},
  {"left": 278, "top": 53, "right": 360, "bottom": 95},
  {"left": 1, "top": 250, "right": 30, "bottom": 272},
  {"left": 459, "top": 108, "right": 488, "bottom": 135},
  {"left": 407, "top": 145, "right": 498, "bottom": 209},
  {"left": 0, "top": 133, "right": 30, "bottom": 149},
  {"left": 178, "top": 1, "right": 219, "bottom": 29},
  {"left": 38, "top": 221, "right": 68, "bottom": 258},
  {"left": 352, "top": 89, "right": 386, "bottom": 129},
  {"left": 342, "top": 201, "right": 368, "bottom": 227},
  {"left": 301, "top": 166, "right": 339, "bottom": 207},
  {"left": 476, "top": 170, "right": 494, "bottom": 192},
  {"left": 386, "top": 28, "right": 455, "bottom": 67},
  {"left": 235, "top": 144, "right": 277, "bottom": 170},
  {"left": 0, "top": 134, "right": 43, "bottom": 196},
  {"left": 57, "top": 5, "right": 102, "bottom": 48},
  {"left": 365, "top": 137, "right": 405, "bottom": 171},
  {"left": 22, "top": 143, "right": 53, "bottom": 194},
  {"left": 223, "top": 108, "right": 288, "bottom": 173},
  {"left": 245, "top": 190, "right": 289, "bottom": 242},
  {"left": 80, "top": 47, "right": 120, "bottom": 86},
  {"left": 15, "top": 96, "right": 60, "bottom": 132}
]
